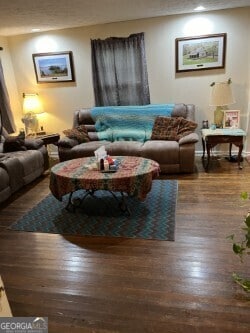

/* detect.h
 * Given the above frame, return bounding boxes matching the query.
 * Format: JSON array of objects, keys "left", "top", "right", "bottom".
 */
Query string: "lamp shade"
[
  {"left": 210, "top": 82, "right": 235, "bottom": 107},
  {"left": 23, "top": 93, "right": 43, "bottom": 114}
]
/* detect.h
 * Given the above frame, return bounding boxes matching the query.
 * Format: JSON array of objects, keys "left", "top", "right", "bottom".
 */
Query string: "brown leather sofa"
[
  {"left": 0, "top": 127, "right": 49, "bottom": 204},
  {"left": 58, "top": 103, "right": 199, "bottom": 173}
]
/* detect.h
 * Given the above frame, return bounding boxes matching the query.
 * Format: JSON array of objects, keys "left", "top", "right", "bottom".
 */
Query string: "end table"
[
  {"left": 35, "top": 133, "right": 60, "bottom": 147},
  {"left": 201, "top": 128, "right": 246, "bottom": 171}
]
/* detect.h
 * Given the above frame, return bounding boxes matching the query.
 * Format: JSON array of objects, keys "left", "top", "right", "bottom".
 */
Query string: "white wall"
[{"left": 2, "top": 7, "right": 250, "bottom": 153}]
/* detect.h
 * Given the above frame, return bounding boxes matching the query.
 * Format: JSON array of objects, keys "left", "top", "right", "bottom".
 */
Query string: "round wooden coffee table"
[{"left": 49, "top": 156, "right": 160, "bottom": 214}]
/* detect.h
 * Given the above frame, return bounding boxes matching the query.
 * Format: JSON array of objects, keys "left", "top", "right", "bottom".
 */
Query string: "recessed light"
[
  {"left": 194, "top": 6, "right": 205, "bottom": 11},
  {"left": 32, "top": 28, "right": 41, "bottom": 32}
]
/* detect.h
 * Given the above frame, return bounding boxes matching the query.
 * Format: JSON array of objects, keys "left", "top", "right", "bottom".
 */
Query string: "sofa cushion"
[
  {"left": 107, "top": 141, "right": 144, "bottom": 156},
  {"left": 141, "top": 140, "right": 179, "bottom": 164},
  {"left": 0, "top": 166, "right": 10, "bottom": 191},
  {"left": 63, "top": 125, "right": 90, "bottom": 143},
  {"left": 6, "top": 150, "right": 44, "bottom": 184},
  {"left": 71, "top": 141, "right": 111, "bottom": 158},
  {"left": 0, "top": 167, "right": 11, "bottom": 203},
  {"left": 0, "top": 156, "right": 24, "bottom": 192}
]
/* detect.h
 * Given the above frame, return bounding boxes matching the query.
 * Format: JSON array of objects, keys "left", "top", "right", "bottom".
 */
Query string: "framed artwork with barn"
[
  {"left": 175, "top": 33, "right": 226, "bottom": 73},
  {"left": 32, "top": 51, "right": 75, "bottom": 83}
]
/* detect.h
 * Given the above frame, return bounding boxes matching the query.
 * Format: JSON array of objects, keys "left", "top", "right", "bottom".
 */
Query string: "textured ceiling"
[{"left": 0, "top": 0, "right": 250, "bottom": 36}]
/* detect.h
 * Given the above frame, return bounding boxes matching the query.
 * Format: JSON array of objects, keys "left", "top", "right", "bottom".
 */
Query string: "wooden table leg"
[
  {"left": 237, "top": 143, "right": 243, "bottom": 169},
  {"left": 205, "top": 142, "right": 212, "bottom": 172},
  {"left": 202, "top": 137, "right": 205, "bottom": 159},
  {"left": 229, "top": 142, "right": 233, "bottom": 159}
]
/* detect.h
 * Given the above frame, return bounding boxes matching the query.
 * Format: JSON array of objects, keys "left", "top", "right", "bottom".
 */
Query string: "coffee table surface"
[{"left": 50, "top": 156, "right": 160, "bottom": 201}]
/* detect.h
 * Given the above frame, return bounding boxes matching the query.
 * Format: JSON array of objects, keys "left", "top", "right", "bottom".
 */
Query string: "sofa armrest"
[
  {"left": 24, "top": 138, "right": 44, "bottom": 150},
  {"left": 57, "top": 137, "right": 78, "bottom": 148},
  {"left": 179, "top": 133, "right": 199, "bottom": 145}
]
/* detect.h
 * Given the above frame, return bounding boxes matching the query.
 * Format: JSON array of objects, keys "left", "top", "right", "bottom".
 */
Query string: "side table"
[
  {"left": 201, "top": 128, "right": 246, "bottom": 171},
  {"left": 34, "top": 133, "right": 60, "bottom": 167},
  {"left": 34, "top": 133, "right": 60, "bottom": 147}
]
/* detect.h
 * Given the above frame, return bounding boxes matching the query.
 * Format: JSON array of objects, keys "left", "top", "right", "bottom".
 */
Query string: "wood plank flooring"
[{"left": 0, "top": 156, "right": 250, "bottom": 332}]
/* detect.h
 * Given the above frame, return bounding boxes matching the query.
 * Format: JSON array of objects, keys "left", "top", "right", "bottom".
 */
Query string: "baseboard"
[{"left": 195, "top": 150, "right": 249, "bottom": 157}]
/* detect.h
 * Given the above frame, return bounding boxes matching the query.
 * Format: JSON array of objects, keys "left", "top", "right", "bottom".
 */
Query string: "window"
[{"left": 91, "top": 33, "right": 150, "bottom": 106}]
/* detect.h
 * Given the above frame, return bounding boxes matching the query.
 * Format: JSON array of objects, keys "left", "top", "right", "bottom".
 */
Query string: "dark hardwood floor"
[{"left": 1, "top": 156, "right": 250, "bottom": 332}]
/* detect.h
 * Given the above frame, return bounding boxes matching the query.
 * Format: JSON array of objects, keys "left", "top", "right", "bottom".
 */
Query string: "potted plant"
[{"left": 228, "top": 191, "right": 250, "bottom": 292}]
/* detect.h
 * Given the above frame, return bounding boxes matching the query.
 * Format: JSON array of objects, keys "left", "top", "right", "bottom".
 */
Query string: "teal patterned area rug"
[{"left": 9, "top": 180, "right": 178, "bottom": 241}]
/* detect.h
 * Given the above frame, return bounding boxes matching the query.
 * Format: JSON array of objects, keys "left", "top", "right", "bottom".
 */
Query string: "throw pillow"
[
  {"left": 176, "top": 118, "right": 198, "bottom": 140},
  {"left": 151, "top": 116, "right": 198, "bottom": 141},
  {"left": 63, "top": 125, "right": 90, "bottom": 143},
  {"left": 151, "top": 116, "right": 181, "bottom": 140},
  {"left": 3, "top": 135, "right": 27, "bottom": 152}
]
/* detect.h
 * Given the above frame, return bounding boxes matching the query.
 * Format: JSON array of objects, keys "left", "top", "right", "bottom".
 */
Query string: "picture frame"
[
  {"left": 32, "top": 51, "right": 75, "bottom": 83},
  {"left": 223, "top": 110, "right": 240, "bottom": 129},
  {"left": 175, "top": 33, "right": 226, "bottom": 73}
]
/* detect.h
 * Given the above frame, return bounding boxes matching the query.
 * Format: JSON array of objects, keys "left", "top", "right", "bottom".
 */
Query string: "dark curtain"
[
  {"left": 0, "top": 59, "right": 16, "bottom": 134},
  {"left": 91, "top": 32, "right": 150, "bottom": 106}
]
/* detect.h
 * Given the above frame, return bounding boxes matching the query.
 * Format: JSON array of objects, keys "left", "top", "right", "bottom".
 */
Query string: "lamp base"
[
  {"left": 21, "top": 113, "right": 39, "bottom": 135},
  {"left": 214, "top": 107, "right": 224, "bottom": 128}
]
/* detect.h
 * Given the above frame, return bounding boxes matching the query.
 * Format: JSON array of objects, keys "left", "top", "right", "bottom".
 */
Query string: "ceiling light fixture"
[
  {"left": 32, "top": 28, "right": 41, "bottom": 32},
  {"left": 194, "top": 6, "right": 205, "bottom": 11}
]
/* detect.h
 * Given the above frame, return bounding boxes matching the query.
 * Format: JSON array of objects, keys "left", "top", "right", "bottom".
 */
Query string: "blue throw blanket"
[{"left": 91, "top": 104, "right": 175, "bottom": 142}]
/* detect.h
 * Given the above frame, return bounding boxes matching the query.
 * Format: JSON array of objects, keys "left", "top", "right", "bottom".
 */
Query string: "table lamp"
[
  {"left": 209, "top": 79, "right": 235, "bottom": 128},
  {"left": 22, "top": 93, "right": 44, "bottom": 135}
]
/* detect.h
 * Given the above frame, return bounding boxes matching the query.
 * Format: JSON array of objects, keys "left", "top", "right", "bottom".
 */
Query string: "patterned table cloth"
[{"left": 50, "top": 156, "right": 160, "bottom": 201}]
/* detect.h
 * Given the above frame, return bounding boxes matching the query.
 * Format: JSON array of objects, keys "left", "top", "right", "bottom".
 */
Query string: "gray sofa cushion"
[
  {"left": 10, "top": 150, "right": 44, "bottom": 183},
  {"left": 1, "top": 150, "right": 44, "bottom": 186},
  {"left": 107, "top": 141, "right": 144, "bottom": 156},
  {"left": 0, "top": 167, "right": 11, "bottom": 203},
  {"left": 0, "top": 167, "right": 10, "bottom": 191},
  {"left": 141, "top": 140, "right": 180, "bottom": 164},
  {"left": 71, "top": 141, "right": 111, "bottom": 157},
  {"left": 0, "top": 156, "right": 24, "bottom": 192}
]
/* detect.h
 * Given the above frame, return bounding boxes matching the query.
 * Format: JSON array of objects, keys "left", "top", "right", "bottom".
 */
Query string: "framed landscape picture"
[
  {"left": 175, "top": 33, "right": 226, "bottom": 73},
  {"left": 223, "top": 110, "right": 240, "bottom": 128},
  {"left": 32, "top": 51, "right": 75, "bottom": 83}
]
